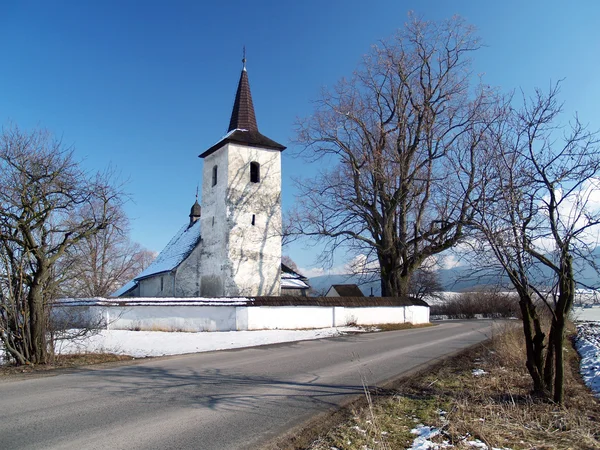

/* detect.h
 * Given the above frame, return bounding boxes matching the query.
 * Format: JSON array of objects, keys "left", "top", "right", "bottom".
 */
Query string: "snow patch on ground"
[
  {"left": 410, "top": 424, "right": 448, "bottom": 449},
  {"left": 575, "top": 322, "right": 600, "bottom": 398},
  {"left": 53, "top": 327, "right": 361, "bottom": 358}
]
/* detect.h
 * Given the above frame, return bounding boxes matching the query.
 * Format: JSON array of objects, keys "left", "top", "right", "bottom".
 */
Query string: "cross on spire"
[{"left": 228, "top": 49, "right": 258, "bottom": 132}]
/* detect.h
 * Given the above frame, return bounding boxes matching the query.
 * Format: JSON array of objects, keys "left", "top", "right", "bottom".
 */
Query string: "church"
[{"left": 115, "top": 58, "right": 309, "bottom": 298}]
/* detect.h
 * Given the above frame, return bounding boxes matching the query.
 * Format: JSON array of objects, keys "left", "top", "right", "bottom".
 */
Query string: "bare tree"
[
  {"left": 470, "top": 83, "right": 600, "bottom": 403},
  {"left": 0, "top": 125, "right": 124, "bottom": 365},
  {"left": 58, "top": 211, "right": 155, "bottom": 298},
  {"left": 409, "top": 264, "right": 443, "bottom": 301},
  {"left": 291, "top": 14, "right": 500, "bottom": 296},
  {"left": 281, "top": 255, "right": 300, "bottom": 272}
]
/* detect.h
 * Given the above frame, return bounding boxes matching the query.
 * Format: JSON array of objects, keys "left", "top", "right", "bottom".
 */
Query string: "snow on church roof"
[
  {"left": 281, "top": 263, "right": 310, "bottom": 290},
  {"left": 281, "top": 277, "right": 310, "bottom": 289},
  {"left": 134, "top": 220, "right": 202, "bottom": 281}
]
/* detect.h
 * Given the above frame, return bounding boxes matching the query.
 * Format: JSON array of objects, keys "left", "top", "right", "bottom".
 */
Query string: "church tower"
[{"left": 198, "top": 57, "right": 285, "bottom": 297}]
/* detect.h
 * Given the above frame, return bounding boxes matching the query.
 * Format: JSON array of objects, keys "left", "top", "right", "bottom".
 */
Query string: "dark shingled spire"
[
  {"left": 199, "top": 54, "right": 286, "bottom": 159},
  {"left": 228, "top": 67, "right": 258, "bottom": 132}
]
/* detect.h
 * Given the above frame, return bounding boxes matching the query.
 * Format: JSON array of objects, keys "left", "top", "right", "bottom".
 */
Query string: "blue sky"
[{"left": 2, "top": 1, "right": 599, "bottom": 276}]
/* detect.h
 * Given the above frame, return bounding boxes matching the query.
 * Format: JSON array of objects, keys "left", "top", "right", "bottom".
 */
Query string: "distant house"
[{"left": 326, "top": 284, "right": 364, "bottom": 297}]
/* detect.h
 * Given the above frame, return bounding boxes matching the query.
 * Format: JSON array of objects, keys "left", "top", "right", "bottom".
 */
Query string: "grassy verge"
[
  {"left": 0, "top": 353, "right": 134, "bottom": 377},
  {"left": 365, "top": 323, "right": 435, "bottom": 332},
  {"left": 302, "top": 322, "right": 600, "bottom": 450}
]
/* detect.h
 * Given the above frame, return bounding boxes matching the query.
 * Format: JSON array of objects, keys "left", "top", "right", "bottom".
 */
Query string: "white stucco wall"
[
  {"left": 226, "top": 144, "right": 282, "bottom": 296},
  {"left": 138, "top": 273, "right": 175, "bottom": 297},
  {"left": 405, "top": 305, "right": 430, "bottom": 324},
  {"left": 198, "top": 142, "right": 282, "bottom": 297},
  {"left": 54, "top": 301, "right": 429, "bottom": 332},
  {"left": 104, "top": 305, "right": 237, "bottom": 332},
  {"left": 242, "top": 305, "right": 429, "bottom": 330},
  {"left": 334, "top": 307, "right": 404, "bottom": 326},
  {"left": 175, "top": 244, "right": 203, "bottom": 297},
  {"left": 244, "top": 306, "right": 336, "bottom": 330},
  {"left": 199, "top": 147, "right": 230, "bottom": 297}
]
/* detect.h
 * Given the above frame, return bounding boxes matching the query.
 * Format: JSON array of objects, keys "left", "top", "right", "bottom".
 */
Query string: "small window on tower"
[
  {"left": 212, "top": 165, "right": 218, "bottom": 186},
  {"left": 251, "top": 214, "right": 256, "bottom": 226},
  {"left": 250, "top": 161, "right": 260, "bottom": 183}
]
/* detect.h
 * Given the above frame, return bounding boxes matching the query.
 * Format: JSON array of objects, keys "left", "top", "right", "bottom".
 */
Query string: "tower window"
[
  {"left": 212, "top": 165, "right": 218, "bottom": 186},
  {"left": 251, "top": 214, "right": 256, "bottom": 226},
  {"left": 250, "top": 161, "right": 260, "bottom": 183}
]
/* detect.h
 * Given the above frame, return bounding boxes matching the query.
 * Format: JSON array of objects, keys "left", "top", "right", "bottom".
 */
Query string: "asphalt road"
[{"left": 0, "top": 321, "right": 494, "bottom": 450}]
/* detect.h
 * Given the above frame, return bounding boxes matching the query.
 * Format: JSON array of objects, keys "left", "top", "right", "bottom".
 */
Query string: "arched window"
[
  {"left": 212, "top": 165, "right": 218, "bottom": 186},
  {"left": 250, "top": 161, "right": 260, "bottom": 183}
]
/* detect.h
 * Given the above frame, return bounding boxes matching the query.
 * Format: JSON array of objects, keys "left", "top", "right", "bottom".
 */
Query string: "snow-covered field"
[{"left": 54, "top": 327, "right": 359, "bottom": 358}]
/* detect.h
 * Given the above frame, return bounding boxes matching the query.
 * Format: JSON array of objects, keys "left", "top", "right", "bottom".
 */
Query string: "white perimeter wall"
[
  {"left": 70, "top": 304, "right": 429, "bottom": 332},
  {"left": 88, "top": 305, "right": 237, "bottom": 332}
]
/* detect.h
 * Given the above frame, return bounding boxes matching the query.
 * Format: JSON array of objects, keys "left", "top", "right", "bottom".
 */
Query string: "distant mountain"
[
  {"left": 309, "top": 274, "right": 381, "bottom": 296},
  {"left": 308, "top": 250, "right": 600, "bottom": 296},
  {"left": 308, "top": 267, "right": 487, "bottom": 296}
]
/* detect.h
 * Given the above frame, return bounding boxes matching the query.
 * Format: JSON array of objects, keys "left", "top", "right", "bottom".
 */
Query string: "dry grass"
[
  {"left": 0, "top": 353, "right": 134, "bottom": 377},
  {"left": 367, "top": 323, "right": 435, "bottom": 332},
  {"left": 307, "top": 322, "right": 600, "bottom": 450}
]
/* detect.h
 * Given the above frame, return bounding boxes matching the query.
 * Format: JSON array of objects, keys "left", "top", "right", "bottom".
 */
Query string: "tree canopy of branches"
[
  {"left": 471, "top": 83, "right": 600, "bottom": 403},
  {"left": 57, "top": 211, "right": 154, "bottom": 298},
  {"left": 0, "top": 126, "right": 124, "bottom": 365},
  {"left": 292, "top": 15, "right": 499, "bottom": 296}
]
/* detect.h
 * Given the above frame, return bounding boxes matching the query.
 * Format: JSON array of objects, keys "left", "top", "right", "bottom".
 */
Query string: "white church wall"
[
  {"left": 175, "top": 244, "right": 203, "bottom": 297},
  {"left": 225, "top": 144, "right": 282, "bottom": 296},
  {"left": 199, "top": 148, "right": 230, "bottom": 297},
  {"left": 139, "top": 273, "right": 175, "bottom": 297}
]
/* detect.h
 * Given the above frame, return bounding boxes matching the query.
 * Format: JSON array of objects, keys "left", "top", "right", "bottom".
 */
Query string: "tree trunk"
[
  {"left": 518, "top": 296, "right": 549, "bottom": 397},
  {"left": 379, "top": 251, "right": 404, "bottom": 297},
  {"left": 27, "top": 276, "right": 48, "bottom": 364},
  {"left": 543, "top": 322, "right": 555, "bottom": 392},
  {"left": 552, "top": 316, "right": 565, "bottom": 404}
]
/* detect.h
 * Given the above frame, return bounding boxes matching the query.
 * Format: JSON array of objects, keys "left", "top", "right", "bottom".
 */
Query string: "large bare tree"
[
  {"left": 0, "top": 125, "right": 124, "bottom": 365},
  {"left": 470, "top": 83, "right": 600, "bottom": 403},
  {"left": 291, "top": 15, "right": 500, "bottom": 296}
]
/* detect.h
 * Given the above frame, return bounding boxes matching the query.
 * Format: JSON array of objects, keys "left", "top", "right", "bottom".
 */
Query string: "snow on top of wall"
[
  {"left": 135, "top": 220, "right": 202, "bottom": 281},
  {"left": 56, "top": 297, "right": 250, "bottom": 307}
]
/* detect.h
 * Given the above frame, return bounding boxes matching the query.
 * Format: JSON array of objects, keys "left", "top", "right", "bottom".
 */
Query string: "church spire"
[
  {"left": 199, "top": 53, "right": 286, "bottom": 158},
  {"left": 228, "top": 49, "right": 258, "bottom": 133}
]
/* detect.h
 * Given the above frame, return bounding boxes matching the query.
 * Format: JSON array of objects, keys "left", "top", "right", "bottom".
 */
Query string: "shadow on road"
[{"left": 75, "top": 364, "right": 367, "bottom": 415}]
